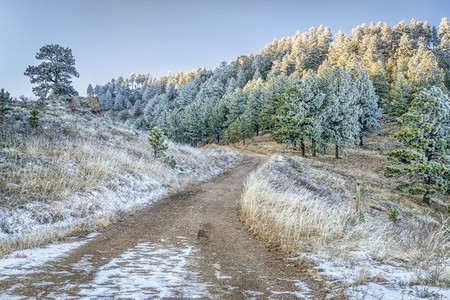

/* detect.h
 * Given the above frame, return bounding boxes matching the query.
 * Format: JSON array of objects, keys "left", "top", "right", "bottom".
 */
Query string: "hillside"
[
  {"left": 0, "top": 98, "right": 242, "bottom": 256},
  {"left": 236, "top": 117, "right": 449, "bottom": 297}
]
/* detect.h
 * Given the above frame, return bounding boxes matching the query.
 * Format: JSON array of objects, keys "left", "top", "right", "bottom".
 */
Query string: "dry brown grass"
[
  {"left": 0, "top": 100, "right": 241, "bottom": 256},
  {"left": 240, "top": 156, "right": 449, "bottom": 286}
]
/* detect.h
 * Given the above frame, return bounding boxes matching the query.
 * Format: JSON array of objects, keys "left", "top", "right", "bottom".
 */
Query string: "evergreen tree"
[
  {"left": 225, "top": 114, "right": 253, "bottom": 144},
  {"left": 388, "top": 72, "right": 412, "bottom": 116},
  {"left": 86, "top": 84, "right": 94, "bottom": 97},
  {"left": 385, "top": 87, "right": 450, "bottom": 204},
  {"left": 318, "top": 61, "right": 361, "bottom": 158},
  {"left": 259, "top": 75, "right": 291, "bottom": 133},
  {"left": 99, "top": 90, "right": 113, "bottom": 110},
  {"left": 406, "top": 42, "right": 444, "bottom": 92},
  {"left": 148, "top": 125, "right": 168, "bottom": 158},
  {"left": 437, "top": 17, "right": 450, "bottom": 90},
  {"left": 181, "top": 103, "right": 207, "bottom": 146},
  {"left": 350, "top": 68, "right": 382, "bottom": 145},
  {"left": 205, "top": 100, "right": 227, "bottom": 143},
  {"left": 0, "top": 88, "right": 13, "bottom": 119},
  {"left": 24, "top": 44, "right": 79, "bottom": 98},
  {"left": 243, "top": 79, "right": 265, "bottom": 136},
  {"left": 273, "top": 72, "right": 325, "bottom": 156}
]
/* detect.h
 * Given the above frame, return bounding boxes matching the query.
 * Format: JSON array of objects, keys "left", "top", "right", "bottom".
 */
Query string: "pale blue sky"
[{"left": 1, "top": 0, "right": 448, "bottom": 97}]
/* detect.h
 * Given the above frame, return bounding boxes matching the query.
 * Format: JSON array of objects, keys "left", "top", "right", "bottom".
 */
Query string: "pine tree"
[
  {"left": 273, "top": 72, "right": 325, "bottom": 156},
  {"left": 225, "top": 114, "right": 253, "bottom": 144},
  {"left": 407, "top": 42, "right": 444, "bottom": 92},
  {"left": 388, "top": 72, "right": 412, "bottom": 116},
  {"left": 437, "top": 17, "right": 450, "bottom": 90},
  {"left": 243, "top": 79, "right": 265, "bottom": 136},
  {"left": 350, "top": 68, "right": 382, "bottom": 145},
  {"left": 29, "top": 109, "right": 39, "bottom": 128},
  {"left": 148, "top": 125, "right": 168, "bottom": 158},
  {"left": 318, "top": 61, "right": 361, "bottom": 158},
  {"left": 99, "top": 90, "right": 113, "bottom": 110},
  {"left": 259, "top": 75, "right": 291, "bottom": 133},
  {"left": 86, "top": 84, "right": 94, "bottom": 97},
  {"left": 181, "top": 103, "right": 207, "bottom": 146},
  {"left": 24, "top": 44, "right": 79, "bottom": 98},
  {"left": 0, "top": 88, "right": 13, "bottom": 119},
  {"left": 385, "top": 87, "right": 450, "bottom": 204}
]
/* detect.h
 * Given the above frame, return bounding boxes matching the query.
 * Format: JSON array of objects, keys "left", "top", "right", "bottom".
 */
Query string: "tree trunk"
[
  {"left": 256, "top": 124, "right": 259, "bottom": 136},
  {"left": 359, "top": 135, "right": 363, "bottom": 146},
  {"left": 217, "top": 134, "right": 220, "bottom": 144},
  {"left": 312, "top": 139, "right": 316, "bottom": 157},
  {"left": 243, "top": 138, "right": 246, "bottom": 145},
  {"left": 335, "top": 143, "right": 339, "bottom": 159},
  {"left": 423, "top": 194, "right": 431, "bottom": 205},
  {"left": 300, "top": 138, "right": 305, "bottom": 157}
]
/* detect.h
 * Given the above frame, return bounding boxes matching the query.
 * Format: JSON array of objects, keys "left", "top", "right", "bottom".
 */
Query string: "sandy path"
[{"left": 0, "top": 152, "right": 328, "bottom": 299}]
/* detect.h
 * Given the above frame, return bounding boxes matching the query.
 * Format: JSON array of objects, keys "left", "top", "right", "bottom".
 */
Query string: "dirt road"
[{"left": 0, "top": 152, "right": 327, "bottom": 299}]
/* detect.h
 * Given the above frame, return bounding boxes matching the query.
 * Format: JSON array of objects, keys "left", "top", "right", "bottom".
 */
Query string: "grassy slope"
[
  {"left": 0, "top": 99, "right": 242, "bottom": 256},
  {"left": 236, "top": 117, "right": 449, "bottom": 292}
]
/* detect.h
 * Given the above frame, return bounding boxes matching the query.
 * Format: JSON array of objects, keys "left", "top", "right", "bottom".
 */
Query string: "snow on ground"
[
  {"left": 295, "top": 250, "right": 450, "bottom": 300},
  {"left": 0, "top": 232, "right": 99, "bottom": 281},
  {"left": 272, "top": 278, "right": 314, "bottom": 299},
  {"left": 0, "top": 147, "right": 242, "bottom": 256},
  {"left": 78, "top": 237, "right": 212, "bottom": 299}
]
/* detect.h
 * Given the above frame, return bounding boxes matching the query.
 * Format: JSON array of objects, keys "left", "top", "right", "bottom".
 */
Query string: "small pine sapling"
[
  {"left": 29, "top": 109, "right": 39, "bottom": 128},
  {"left": 148, "top": 125, "right": 168, "bottom": 158},
  {"left": 0, "top": 88, "right": 12, "bottom": 119}
]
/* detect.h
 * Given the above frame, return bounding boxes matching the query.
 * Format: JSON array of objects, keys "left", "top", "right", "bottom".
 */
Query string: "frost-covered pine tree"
[
  {"left": 328, "top": 31, "right": 353, "bottom": 68},
  {"left": 407, "top": 42, "right": 444, "bottom": 91},
  {"left": 273, "top": 72, "right": 325, "bottom": 156},
  {"left": 181, "top": 103, "right": 207, "bottom": 146},
  {"left": 385, "top": 87, "right": 450, "bottom": 204},
  {"left": 24, "top": 44, "right": 79, "bottom": 98},
  {"left": 86, "top": 84, "right": 94, "bottom": 97},
  {"left": 114, "top": 89, "right": 129, "bottom": 111},
  {"left": 99, "top": 90, "right": 113, "bottom": 110},
  {"left": 350, "top": 68, "right": 382, "bottom": 145},
  {"left": 388, "top": 72, "right": 412, "bottom": 116},
  {"left": 318, "top": 61, "right": 361, "bottom": 158},
  {"left": 437, "top": 17, "right": 450, "bottom": 90},
  {"left": 243, "top": 79, "right": 265, "bottom": 136}
]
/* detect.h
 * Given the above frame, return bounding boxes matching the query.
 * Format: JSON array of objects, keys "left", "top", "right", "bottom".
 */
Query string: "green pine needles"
[
  {"left": 29, "top": 109, "right": 39, "bottom": 128},
  {"left": 148, "top": 125, "right": 168, "bottom": 158},
  {"left": 148, "top": 125, "right": 176, "bottom": 168},
  {"left": 0, "top": 88, "right": 13, "bottom": 119},
  {"left": 385, "top": 87, "right": 450, "bottom": 204}
]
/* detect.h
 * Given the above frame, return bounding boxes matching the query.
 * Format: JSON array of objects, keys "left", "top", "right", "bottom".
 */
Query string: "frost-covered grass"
[
  {"left": 0, "top": 100, "right": 242, "bottom": 257},
  {"left": 240, "top": 156, "right": 449, "bottom": 297}
]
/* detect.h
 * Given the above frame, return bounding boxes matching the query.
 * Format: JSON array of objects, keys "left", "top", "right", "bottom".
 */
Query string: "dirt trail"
[{"left": 0, "top": 151, "right": 328, "bottom": 299}]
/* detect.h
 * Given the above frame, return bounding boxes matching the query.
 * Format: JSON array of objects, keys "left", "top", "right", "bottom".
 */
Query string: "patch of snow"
[
  {"left": 78, "top": 237, "right": 212, "bottom": 299},
  {"left": 212, "top": 263, "right": 233, "bottom": 280},
  {"left": 295, "top": 250, "right": 450, "bottom": 299},
  {"left": 272, "top": 278, "right": 314, "bottom": 299},
  {"left": 0, "top": 233, "right": 98, "bottom": 279}
]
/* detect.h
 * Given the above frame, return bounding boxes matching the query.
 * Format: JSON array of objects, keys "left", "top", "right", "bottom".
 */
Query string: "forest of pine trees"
[{"left": 87, "top": 18, "right": 449, "bottom": 159}]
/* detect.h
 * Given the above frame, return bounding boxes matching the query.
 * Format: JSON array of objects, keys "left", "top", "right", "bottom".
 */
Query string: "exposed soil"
[{"left": 0, "top": 151, "right": 332, "bottom": 299}]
